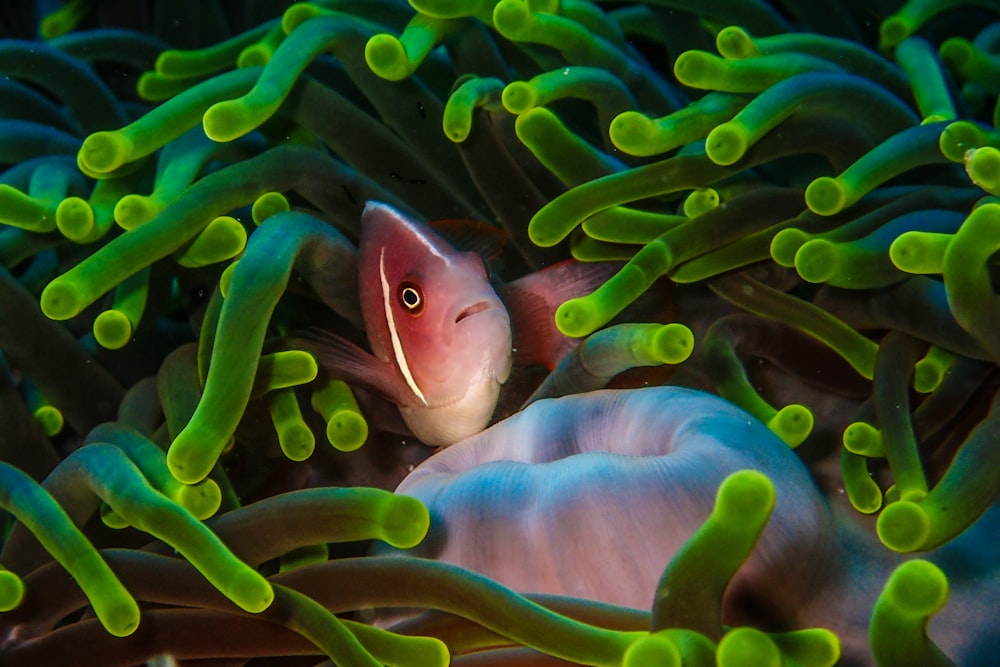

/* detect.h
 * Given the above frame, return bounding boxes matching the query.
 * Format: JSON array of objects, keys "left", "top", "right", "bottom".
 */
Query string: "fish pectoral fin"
[
  {"left": 501, "top": 260, "right": 622, "bottom": 369},
  {"left": 503, "top": 289, "right": 559, "bottom": 369},
  {"left": 286, "top": 329, "right": 422, "bottom": 407}
]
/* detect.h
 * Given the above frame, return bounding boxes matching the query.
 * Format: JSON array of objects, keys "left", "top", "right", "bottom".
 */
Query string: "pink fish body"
[
  {"left": 355, "top": 202, "right": 512, "bottom": 446},
  {"left": 300, "top": 202, "right": 617, "bottom": 447}
]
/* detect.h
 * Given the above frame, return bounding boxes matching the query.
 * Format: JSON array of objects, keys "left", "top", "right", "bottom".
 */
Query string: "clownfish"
[{"left": 301, "top": 201, "right": 616, "bottom": 447}]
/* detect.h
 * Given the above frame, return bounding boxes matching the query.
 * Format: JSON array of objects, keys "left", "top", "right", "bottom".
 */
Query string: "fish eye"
[{"left": 397, "top": 282, "right": 424, "bottom": 315}]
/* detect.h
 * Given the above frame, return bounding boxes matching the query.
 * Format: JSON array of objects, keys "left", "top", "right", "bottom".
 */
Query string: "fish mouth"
[{"left": 455, "top": 300, "right": 493, "bottom": 323}]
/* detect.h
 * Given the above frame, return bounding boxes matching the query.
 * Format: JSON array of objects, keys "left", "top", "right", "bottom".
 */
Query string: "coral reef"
[{"left": 2, "top": 0, "right": 1000, "bottom": 665}]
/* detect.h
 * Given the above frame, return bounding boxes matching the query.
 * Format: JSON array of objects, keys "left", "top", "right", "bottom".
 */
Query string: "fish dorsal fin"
[
  {"left": 288, "top": 328, "right": 423, "bottom": 407},
  {"left": 429, "top": 218, "right": 507, "bottom": 261},
  {"left": 500, "top": 260, "right": 621, "bottom": 369}
]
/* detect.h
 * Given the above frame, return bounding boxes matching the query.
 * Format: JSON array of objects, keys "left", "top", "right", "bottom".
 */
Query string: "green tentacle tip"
[
  {"left": 805, "top": 176, "right": 849, "bottom": 216},
  {"left": 203, "top": 98, "right": 255, "bottom": 143},
  {"left": 501, "top": 81, "right": 537, "bottom": 114},
  {"left": 252, "top": 350, "right": 319, "bottom": 398},
  {"left": 683, "top": 188, "right": 720, "bottom": 217},
  {"left": 853, "top": 484, "right": 884, "bottom": 514},
  {"left": 39, "top": 0, "right": 91, "bottom": 39},
  {"left": 238, "top": 44, "right": 273, "bottom": 68},
  {"left": 717, "top": 627, "right": 781, "bottom": 667},
  {"left": 443, "top": 76, "right": 504, "bottom": 143},
  {"left": 252, "top": 192, "right": 290, "bottom": 225},
  {"left": 268, "top": 389, "right": 315, "bottom": 462},
  {"left": 365, "top": 34, "right": 410, "bottom": 81},
  {"left": 965, "top": 146, "right": 1000, "bottom": 194},
  {"left": 176, "top": 216, "right": 248, "bottom": 268},
  {"left": 938, "top": 37, "right": 974, "bottom": 72},
  {"left": 78, "top": 131, "right": 133, "bottom": 175},
  {"left": 555, "top": 260, "right": 661, "bottom": 337},
  {"left": 93, "top": 309, "right": 133, "bottom": 350},
  {"left": 843, "top": 449, "right": 884, "bottom": 514},
  {"left": 843, "top": 421, "right": 885, "bottom": 457},
  {"left": 623, "top": 631, "right": 682, "bottom": 667},
  {"left": 137, "top": 71, "right": 202, "bottom": 102},
  {"left": 879, "top": 16, "right": 912, "bottom": 50},
  {"left": 770, "top": 228, "right": 811, "bottom": 267},
  {"left": 114, "top": 194, "right": 159, "bottom": 230},
  {"left": 39, "top": 278, "right": 85, "bottom": 321},
  {"left": 673, "top": 50, "right": 720, "bottom": 89},
  {"left": 767, "top": 404, "right": 813, "bottom": 448},
  {"left": 378, "top": 494, "right": 430, "bottom": 549},
  {"left": 913, "top": 347, "right": 955, "bottom": 393},
  {"left": 155, "top": 50, "right": 201, "bottom": 78},
  {"left": 715, "top": 26, "right": 758, "bottom": 59},
  {"left": 277, "top": 423, "right": 314, "bottom": 462},
  {"left": 683, "top": 188, "right": 720, "bottom": 218},
  {"left": 325, "top": 410, "right": 367, "bottom": 452},
  {"left": 492, "top": 0, "right": 533, "bottom": 37},
  {"left": 555, "top": 296, "right": 603, "bottom": 339},
  {"left": 609, "top": 111, "right": 657, "bottom": 154},
  {"left": 219, "top": 261, "right": 238, "bottom": 297},
  {"left": 408, "top": 0, "right": 480, "bottom": 19},
  {"left": 775, "top": 628, "right": 841, "bottom": 667},
  {"left": 528, "top": 204, "right": 576, "bottom": 247},
  {"left": 281, "top": 3, "right": 326, "bottom": 33},
  {"left": 175, "top": 479, "right": 223, "bottom": 520},
  {"left": 877, "top": 500, "right": 931, "bottom": 552},
  {"left": 95, "top": 598, "right": 141, "bottom": 637},
  {"left": 0, "top": 569, "right": 25, "bottom": 612},
  {"left": 939, "top": 121, "right": 990, "bottom": 163},
  {"left": 794, "top": 239, "right": 838, "bottom": 283},
  {"left": 167, "top": 427, "right": 223, "bottom": 485},
  {"left": 717, "top": 469, "right": 775, "bottom": 526},
  {"left": 227, "top": 568, "right": 274, "bottom": 614},
  {"left": 889, "top": 231, "right": 950, "bottom": 274},
  {"left": 872, "top": 560, "right": 953, "bottom": 667},
  {"left": 100, "top": 503, "right": 129, "bottom": 529},
  {"left": 652, "top": 323, "right": 695, "bottom": 364},
  {"left": 0, "top": 186, "right": 46, "bottom": 231},
  {"left": 33, "top": 405, "right": 64, "bottom": 437},
  {"left": 281, "top": 425, "right": 316, "bottom": 461},
  {"left": 705, "top": 122, "right": 748, "bottom": 166},
  {"left": 56, "top": 196, "right": 95, "bottom": 241},
  {"left": 883, "top": 559, "right": 949, "bottom": 616},
  {"left": 311, "top": 380, "right": 368, "bottom": 452}
]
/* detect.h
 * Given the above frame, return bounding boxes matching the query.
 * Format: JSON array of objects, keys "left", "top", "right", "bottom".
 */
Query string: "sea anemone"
[{"left": 2, "top": 0, "right": 1000, "bottom": 665}]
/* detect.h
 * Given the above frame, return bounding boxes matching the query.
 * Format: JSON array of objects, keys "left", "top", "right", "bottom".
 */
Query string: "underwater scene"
[{"left": 1, "top": 0, "right": 1000, "bottom": 665}]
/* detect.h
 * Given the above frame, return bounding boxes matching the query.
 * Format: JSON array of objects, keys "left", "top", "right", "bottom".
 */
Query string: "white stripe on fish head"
[{"left": 379, "top": 247, "right": 428, "bottom": 406}]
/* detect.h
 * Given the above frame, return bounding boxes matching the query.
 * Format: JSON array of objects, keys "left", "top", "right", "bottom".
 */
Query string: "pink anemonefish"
[{"left": 302, "top": 201, "right": 617, "bottom": 447}]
